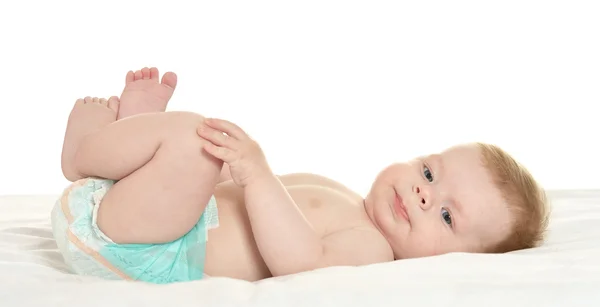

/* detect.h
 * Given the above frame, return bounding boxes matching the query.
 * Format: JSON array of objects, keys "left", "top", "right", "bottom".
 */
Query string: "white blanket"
[{"left": 1, "top": 190, "right": 599, "bottom": 307}]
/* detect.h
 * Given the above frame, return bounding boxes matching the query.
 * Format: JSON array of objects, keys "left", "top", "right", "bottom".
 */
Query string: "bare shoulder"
[
  {"left": 320, "top": 226, "right": 394, "bottom": 267},
  {"left": 278, "top": 172, "right": 349, "bottom": 189},
  {"left": 279, "top": 173, "right": 363, "bottom": 202}
]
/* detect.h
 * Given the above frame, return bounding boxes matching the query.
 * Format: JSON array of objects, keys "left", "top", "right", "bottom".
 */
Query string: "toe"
[
  {"left": 161, "top": 72, "right": 178, "bottom": 89},
  {"left": 99, "top": 98, "right": 108, "bottom": 106},
  {"left": 84, "top": 96, "right": 93, "bottom": 104},
  {"left": 126, "top": 71, "right": 135, "bottom": 84},
  {"left": 107, "top": 96, "right": 120, "bottom": 113},
  {"left": 92, "top": 97, "right": 99, "bottom": 104},
  {"left": 150, "top": 67, "right": 159, "bottom": 80},
  {"left": 141, "top": 67, "right": 150, "bottom": 80},
  {"left": 76, "top": 98, "right": 85, "bottom": 105},
  {"left": 134, "top": 70, "right": 143, "bottom": 80}
]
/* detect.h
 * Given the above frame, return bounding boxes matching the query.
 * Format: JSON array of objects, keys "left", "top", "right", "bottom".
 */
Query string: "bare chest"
[
  {"left": 215, "top": 178, "right": 370, "bottom": 237},
  {"left": 203, "top": 174, "right": 373, "bottom": 280},
  {"left": 286, "top": 185, "right": 370, "bottom": 235}
]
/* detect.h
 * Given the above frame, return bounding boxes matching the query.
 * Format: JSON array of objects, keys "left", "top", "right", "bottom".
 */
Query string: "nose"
[{"left": 413, "top": 185, "right": 433, "bottom": 210}]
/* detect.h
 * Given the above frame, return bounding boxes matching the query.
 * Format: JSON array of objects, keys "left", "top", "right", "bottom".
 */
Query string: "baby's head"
[{"left": 364, "top": 142, "right": 550, "bottom": 259}]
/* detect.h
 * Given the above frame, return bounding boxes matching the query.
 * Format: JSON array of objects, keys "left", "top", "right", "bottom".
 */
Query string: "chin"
[{"left": 375, "top": 208, "right": 404, "bottom": 244}]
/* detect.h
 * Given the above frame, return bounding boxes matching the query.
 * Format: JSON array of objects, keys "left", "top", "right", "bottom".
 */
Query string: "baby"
[{"left": 51, "top": 67, "right": 550, "bottom": 284}]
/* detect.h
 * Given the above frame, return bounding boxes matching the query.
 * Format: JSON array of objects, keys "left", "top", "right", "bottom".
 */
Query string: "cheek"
[
  {"left": 379, "top": 163, "right": 415, "bottom": 184},
  {"left": 396, "top": 225, "right": 450, "bottom": 258}
]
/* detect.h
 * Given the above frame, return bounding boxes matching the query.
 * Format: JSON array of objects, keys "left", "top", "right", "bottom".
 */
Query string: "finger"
[
  {"left": 197, "top": 124, "right": 236, "bottom": 148},
  {"left": 202, "top": 142, "right": 236, "bottom": 163},
  {"left": 204, "top": 118, "right": 248, "bottom": 140}
]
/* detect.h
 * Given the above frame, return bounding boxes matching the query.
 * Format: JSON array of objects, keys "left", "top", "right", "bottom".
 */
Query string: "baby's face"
[{"left": 364, "top": 144, "right": 512, "bottom": 259}]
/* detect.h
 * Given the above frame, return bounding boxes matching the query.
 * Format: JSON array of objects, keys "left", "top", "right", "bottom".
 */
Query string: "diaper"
[{"left": 50, "top": 178, "right": 219, "bottom": 284}]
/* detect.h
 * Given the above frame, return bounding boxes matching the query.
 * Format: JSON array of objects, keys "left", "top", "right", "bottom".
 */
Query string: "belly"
[{"left": 203, "top": 182, "right": 271, "bottom": 281}]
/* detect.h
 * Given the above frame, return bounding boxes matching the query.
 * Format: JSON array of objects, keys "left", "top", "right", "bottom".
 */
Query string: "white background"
[{"left": 0, "top": 0, "right": 598, "bottom": 196}]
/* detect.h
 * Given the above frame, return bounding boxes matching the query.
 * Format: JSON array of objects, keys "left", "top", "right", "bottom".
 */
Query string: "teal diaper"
[{"left": 50, "top": 178, "right": 219, "bottom": 284}]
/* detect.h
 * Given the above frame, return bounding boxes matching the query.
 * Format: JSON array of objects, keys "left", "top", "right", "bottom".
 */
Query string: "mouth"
[{"left": 393, "top": 189, "right": 410, "bottom": 223}]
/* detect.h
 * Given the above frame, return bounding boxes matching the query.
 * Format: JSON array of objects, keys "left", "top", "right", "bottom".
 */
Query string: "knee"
[
  {"left": 161, "top": 112, "right": 207, "bottom": 149},
  {"left": 159, "top": 112, "right": 223, "bottom": 168},
  {"left": 162, "top": 111, "right": 207, "bottom": 137}
]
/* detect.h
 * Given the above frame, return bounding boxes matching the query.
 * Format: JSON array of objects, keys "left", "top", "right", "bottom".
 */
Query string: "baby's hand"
[{"left": 197, "top": 118, "right": 273, "bottom": 188}]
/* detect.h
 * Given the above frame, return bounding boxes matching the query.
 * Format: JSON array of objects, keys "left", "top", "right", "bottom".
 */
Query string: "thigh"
[
  {"left": 96, "top": 120, "right": 223, "bottom": 245},
  {"left": 76, "top": 111, "right": 205, "bottom": 181}
]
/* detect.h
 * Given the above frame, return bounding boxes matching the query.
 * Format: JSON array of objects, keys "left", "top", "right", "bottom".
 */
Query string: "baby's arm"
[
  {"left": 244, "top": 174, "right": 321, "bottom": 276},
  {"left": 244, "top": 175, "right": 390, "bottom": 276}
]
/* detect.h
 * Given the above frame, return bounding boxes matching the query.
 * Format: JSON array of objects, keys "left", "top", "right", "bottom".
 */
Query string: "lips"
[{"left": 393, "top": 191, "right": 410, "bottom": 223}]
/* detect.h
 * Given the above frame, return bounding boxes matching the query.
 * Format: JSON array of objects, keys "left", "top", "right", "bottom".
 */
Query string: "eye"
[
  {"left": 441, "top": 208, "right": 453, "bottom": 227},
  {"left": 423, "top": 165, "right": 434, "bottom": 182}
]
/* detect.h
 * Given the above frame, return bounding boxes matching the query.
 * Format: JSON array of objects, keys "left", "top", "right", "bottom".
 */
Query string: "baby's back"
[{"left": 203, "top": 173, "right": 381, "bottom": 281}]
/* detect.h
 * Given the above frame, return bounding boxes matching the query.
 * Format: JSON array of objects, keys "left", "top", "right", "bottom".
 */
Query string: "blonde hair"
[{"left": 475, "top": 142, "right": 550, "bottom": 253}]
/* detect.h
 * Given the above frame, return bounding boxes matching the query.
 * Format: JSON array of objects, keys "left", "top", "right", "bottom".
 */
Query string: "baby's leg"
[
  {"left": 62, "top": 98, "right": 222, "bottom": 245},
  {"left": 61, "top": 96, "right": 121, "bottom": 182},
  {"left": 61, "top": 67, "right": 176, "bottom": 181}
]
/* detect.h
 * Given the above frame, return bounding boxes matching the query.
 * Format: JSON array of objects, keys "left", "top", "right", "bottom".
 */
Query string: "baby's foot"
[
  {"left": 117, "top": 67, "right": 177, "bottom": 120},
  {"left": 61, "top": 96, "right": 119, "bottom": 182}
]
